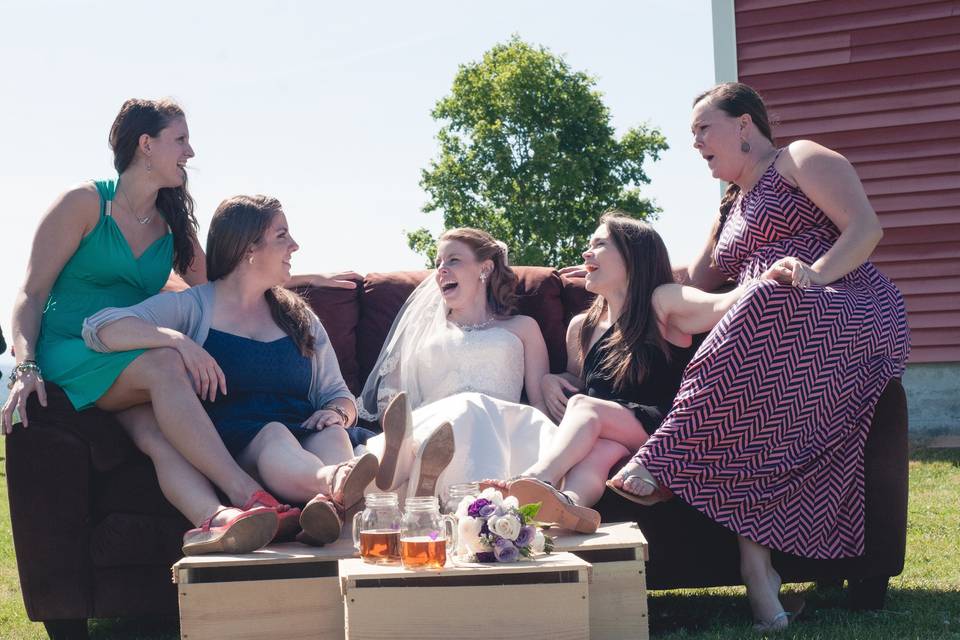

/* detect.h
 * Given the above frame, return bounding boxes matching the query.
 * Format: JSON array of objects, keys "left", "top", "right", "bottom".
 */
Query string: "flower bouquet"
[{"left": 453, "top": 487, "right": 554, "bottom": 563}]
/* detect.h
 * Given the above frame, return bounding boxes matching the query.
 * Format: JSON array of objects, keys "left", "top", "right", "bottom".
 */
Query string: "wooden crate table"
[
  {"left": 339, "top": 551, "right": 591, "bottom": 640},
  {"left": 172, "top": 538, "right": 357, "bottom": 640},
  {"left": 551, "top": 522, "right": 649, "bottom": 640}
]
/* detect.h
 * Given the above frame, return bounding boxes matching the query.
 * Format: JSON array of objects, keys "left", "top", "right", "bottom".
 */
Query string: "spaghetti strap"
[{"left": 92, "top": 178, "right": 117, "bottom": 218}]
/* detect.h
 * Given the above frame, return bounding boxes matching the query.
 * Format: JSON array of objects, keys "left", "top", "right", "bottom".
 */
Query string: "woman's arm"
[
  {"left": 308, "top": 318, "right": 358, "bottom": 426},
  {"left": 653, "top": 283, "right": 745, "bottom": 338},
  {"left": 541, "top": 314, "right": 585, "bottom": 422},
  {"left": 778, "top": 140, "right": 884, "bottom": 285},
  {"left": 680, "top": 214, "right": 731, "bottom": 291},
  {"left": 512, "top": 316, "right": 551, "bottom": 415},
  {"left": 287, "top": 272, "right": 362, "bottom": 290},
  {"left": 2, "top": 185, "right": 100, "bottom": 432}
]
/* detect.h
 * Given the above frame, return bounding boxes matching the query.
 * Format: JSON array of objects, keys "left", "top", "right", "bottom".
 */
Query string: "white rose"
[
  {"left": 532, "top": 530, "right": 546, "bottom": 553},
  {"left": 458, "top": 517, "right": 491, "bottom": 554},
  {"left": 489, "top": 513, "right": 522, "bottom": 541},
  {"left": 455, "top": 496, "right": 474, "bottom": 518},
  {"left": 502, "top": 495, "right": 519, "bottom": 511},
  {"left": 479, "top": 487, "right": 504, "bottom": 506}
]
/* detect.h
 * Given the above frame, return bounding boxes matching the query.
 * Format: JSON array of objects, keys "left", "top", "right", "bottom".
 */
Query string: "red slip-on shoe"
[
  {"left": 242, "top": 490, "right": 302, "bottom": 542},
  {"left": 182, "top": 506, "right": 278, "bottom": 556}
]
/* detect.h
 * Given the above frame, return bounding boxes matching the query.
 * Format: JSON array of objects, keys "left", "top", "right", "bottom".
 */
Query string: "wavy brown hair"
[
  {"left": 438, "top": 227, "right": 519, "bottom": 316},
  {"left": 692, "top": 83, "right": 776, "bottom": 264},
  {"left": 206, "top": 195, "right": 316, "bottom": 357},
  {"left": 579, "top": 211, "right": 674, "bottom": 391},
  {"left": 109, "top": 98, "right": 198, "bottom": 274}
]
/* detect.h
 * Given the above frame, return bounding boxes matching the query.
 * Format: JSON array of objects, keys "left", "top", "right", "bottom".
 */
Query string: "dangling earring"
[
  {"left": 146, "top": 159, "right": 153, "bottom": 172},
  {"left": 740, "top": 140, "right": 751, "bottom": 153},
  {"left": 480, "top": 271, "right": 488, "bottom": 282},
  {"left": 248, "top": 255, "right": 254, "bottom": 265}
]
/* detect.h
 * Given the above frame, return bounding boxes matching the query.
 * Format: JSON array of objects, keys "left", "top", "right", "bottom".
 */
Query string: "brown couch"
[{"left": 6, "top": 268, "right": 908, "bottom": 639}]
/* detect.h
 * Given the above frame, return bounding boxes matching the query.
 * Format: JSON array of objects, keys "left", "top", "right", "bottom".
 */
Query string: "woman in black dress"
[{"left": 508, "top": 211, "right": 744, "bottom": 511}]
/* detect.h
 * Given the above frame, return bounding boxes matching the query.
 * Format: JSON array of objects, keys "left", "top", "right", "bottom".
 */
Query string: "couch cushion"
[{"left": 297, "top": 279, "right": 364, "bottom": 394}]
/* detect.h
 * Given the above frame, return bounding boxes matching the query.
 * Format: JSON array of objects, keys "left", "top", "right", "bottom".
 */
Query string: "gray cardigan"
[{"left": 82, "top": 282, "right": 355, "bottom": 412}]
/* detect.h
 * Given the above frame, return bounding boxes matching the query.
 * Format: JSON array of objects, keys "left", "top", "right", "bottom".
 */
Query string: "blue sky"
[{"left": 0, "top": 0, "right": 720, "bottom": 384}]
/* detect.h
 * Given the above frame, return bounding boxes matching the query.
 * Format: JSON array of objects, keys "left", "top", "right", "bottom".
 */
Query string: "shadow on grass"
[
  {"left": 650, "top": 584, "right": 960, "bottom": 639},
  {"left": 88, "top": 616, "right": 178, "bottom": 640},
  {"left": 909, "top": 445, "right": 960, "bottom": 467}
]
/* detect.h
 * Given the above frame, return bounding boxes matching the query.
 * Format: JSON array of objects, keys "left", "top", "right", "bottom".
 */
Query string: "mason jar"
[
  {"left": 399, "top": 496, "right": 457, "bottom": 570},
  {"left": 351, "top": 492, "right": 402, "bottom": 564}
]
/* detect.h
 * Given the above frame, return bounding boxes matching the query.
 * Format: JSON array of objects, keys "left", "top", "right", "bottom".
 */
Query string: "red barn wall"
[{"left": 734, "top": 0, "right": 960, "bottom": 363}]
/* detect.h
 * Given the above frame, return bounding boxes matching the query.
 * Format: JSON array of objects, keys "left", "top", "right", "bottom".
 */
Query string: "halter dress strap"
[{"left": 92, "top": 178, "right": 117, "bottom": 218}]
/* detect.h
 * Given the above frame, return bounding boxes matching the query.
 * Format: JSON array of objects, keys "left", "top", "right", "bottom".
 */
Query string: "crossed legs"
[
  {"left": 97, "top": 347, "right": 263, "bottom": 507},
  {"left": 522, "top": 394, "right": 648, "bottom": 506},
  {"left": 236, "top": 422, "right": 356, "bottom": 504}
]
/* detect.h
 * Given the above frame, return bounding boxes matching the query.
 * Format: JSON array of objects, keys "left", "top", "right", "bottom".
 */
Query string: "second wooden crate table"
[
  {"left": 172, "top": 538, "right": 356, "bottom": 640},
  {"left": 339, "top": 551, "right": 591, "bottom": 640},
  {"left": 551, "top": 522, "right": 649, "bottom": 640}
]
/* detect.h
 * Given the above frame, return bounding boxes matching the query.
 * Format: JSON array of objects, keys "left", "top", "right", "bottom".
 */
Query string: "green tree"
[{"left": 409, "top": 36, "right": 668, "bottom": 267}]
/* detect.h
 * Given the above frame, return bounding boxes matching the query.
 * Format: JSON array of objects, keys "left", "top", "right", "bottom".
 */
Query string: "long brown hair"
[
  {"left": 206, "top": 195, "right": 316, "bottom": 357},
  {"left": 109, "top": 98, "right": 198, "bottom": 274},
  {"left": 438, "top": 227, "right": 519, "bottom": 315},
  {"left": 579, "top": 211, "right": 674, "bottom": 391},
  {"left": 692, "top": 83, "right": 776, "bottom": 262}
]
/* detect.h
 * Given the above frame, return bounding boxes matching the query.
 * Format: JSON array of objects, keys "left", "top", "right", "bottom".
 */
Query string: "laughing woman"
[{"left": 83, "top": 195, "right": 380, "bottom": 546}]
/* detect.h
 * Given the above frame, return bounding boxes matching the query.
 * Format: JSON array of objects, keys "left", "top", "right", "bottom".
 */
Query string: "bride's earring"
[
  {"left": 248, "top": 255, "right": 255, "bottom": 265},
  {"left": 480, "top": 271, "right": 488, "bottom": 282}
]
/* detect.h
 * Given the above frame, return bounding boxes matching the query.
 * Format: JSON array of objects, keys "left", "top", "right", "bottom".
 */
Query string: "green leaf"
[{"left": 519, "top": 502, "right": 542, "bottom": 521}]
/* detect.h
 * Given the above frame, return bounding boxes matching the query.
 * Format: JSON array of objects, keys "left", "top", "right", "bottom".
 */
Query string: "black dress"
[{"left": 582, "top": 325, "right": 693, "bottom": 435}]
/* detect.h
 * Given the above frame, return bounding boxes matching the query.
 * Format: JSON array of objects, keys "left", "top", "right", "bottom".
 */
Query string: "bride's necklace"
[
  {"left": 450, "top": 314, "right": 496, "bottom": 332},
  {"left": 119, "top": 184, "right": 153, "bottom": 225}
]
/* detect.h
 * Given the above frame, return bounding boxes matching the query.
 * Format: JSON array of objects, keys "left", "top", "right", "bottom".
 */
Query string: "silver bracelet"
[{"left": 325, "top": 404, "right": 351, "bottom": 426}]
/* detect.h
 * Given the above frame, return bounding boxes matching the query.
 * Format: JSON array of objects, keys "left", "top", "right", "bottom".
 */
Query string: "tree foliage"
[{"left": 410, "top": 36, "right": 668, "bottom": 267}]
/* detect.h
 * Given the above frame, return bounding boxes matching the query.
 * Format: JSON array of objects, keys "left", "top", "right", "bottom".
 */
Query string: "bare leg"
[
  {"left": 96, "top": 347, "right": 262, "bottom": 507},
  {"left": 301, "top": 426, "right": 354, "bottom": 466},
  {"left": 524, "top": 394, "right": 648, "bottom": 485},
  {"left": 236, "top": 422, "right": 343, "bottom": 504},
  {"left": 561, "top": 439, "right": 631, "bottom": 507},
  {"left": 116, "top": 403, "right": 252, "bottom": 530},
  {"left": 738, "top": 535, "right": 787, "bottom": 628}
]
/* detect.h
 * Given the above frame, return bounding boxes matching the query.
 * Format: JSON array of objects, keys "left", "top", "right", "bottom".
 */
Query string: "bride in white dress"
[{"left": 360, "top": 228, "right": 558, "bottom": 504}]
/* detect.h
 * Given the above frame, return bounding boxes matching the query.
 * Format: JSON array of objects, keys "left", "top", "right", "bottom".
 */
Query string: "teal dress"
[{"left": 36, "top": 179, "right": 173, "bottom": 410}]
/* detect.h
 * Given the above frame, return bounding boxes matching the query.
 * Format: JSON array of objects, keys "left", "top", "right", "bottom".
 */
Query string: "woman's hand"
[
  {"left": 2, "top": 370, "right": 47, "bottom": 434},
  {"left": 761, "top": 257, "right": 822, "bottom": 289},
  {"left": 309, "top": 272, "right": 362, "bottom": 289},
  {"left": 301, "top": 409, "right": 345, "bottom": 431},
  {"left": 557, "top": 265, "right": 587, "bottom": 279},
  {"left": 541, "top": 373, "right": 580, "bottom": 422},
  {"left": 172, "top": 337, "right": 226, "bottom": 402}
]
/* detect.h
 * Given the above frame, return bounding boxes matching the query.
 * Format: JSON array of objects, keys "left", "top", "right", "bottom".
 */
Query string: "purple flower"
[
  {"left": 476, "top": 551, "right": 497, "bottom": 563},
  {"left": 468, "top": 498, "right": 492, "bottom": 518},
  {"left": 478, "top": 503, "right": 497, "bottom": 518},
  {"left": 494, "top": 538, "right": 520, "bottom": 562},
  {"left": 514, "top": 525, "right": 535, "bottom": 548}
]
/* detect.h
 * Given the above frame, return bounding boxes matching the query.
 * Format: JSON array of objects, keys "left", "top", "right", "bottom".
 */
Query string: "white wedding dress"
[{"left": 364, "top": 323, "right": 557, "bottom": 500}]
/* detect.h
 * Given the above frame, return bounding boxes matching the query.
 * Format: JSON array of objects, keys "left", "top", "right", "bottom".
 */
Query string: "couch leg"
[
  {"left": 847, "top": 576, "right": 889, "bottom": 610},
  {"left": 43, "top": 619, "right": 89, "bottom": 640}
]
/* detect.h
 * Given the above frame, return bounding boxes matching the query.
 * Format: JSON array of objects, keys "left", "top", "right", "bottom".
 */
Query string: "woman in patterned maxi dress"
[{"left": 608, "top": 83, "right": 909, "bottom": 631}]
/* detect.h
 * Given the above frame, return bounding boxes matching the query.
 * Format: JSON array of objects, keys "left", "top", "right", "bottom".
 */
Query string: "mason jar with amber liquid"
[
  {"left": 351, "top": 492, "right": 402, "bottom": 564},
  {"left": 400, "top": 496, "right": 457, "bottom": 570}
]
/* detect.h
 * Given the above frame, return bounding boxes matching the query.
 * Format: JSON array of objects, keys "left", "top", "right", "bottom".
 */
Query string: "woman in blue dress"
[{"left": 84, "top": 194, "right": 385, "bottom": 547}]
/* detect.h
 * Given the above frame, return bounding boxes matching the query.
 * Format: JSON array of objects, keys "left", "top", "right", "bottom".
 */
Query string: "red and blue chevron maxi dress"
[{"left": 635, "top": 160, "right": 909, "bottom": 559}]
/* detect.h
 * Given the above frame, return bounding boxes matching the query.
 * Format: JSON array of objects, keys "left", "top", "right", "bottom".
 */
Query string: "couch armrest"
[{"left": 5, "top": 389, "right": 115, "bottom": 622}]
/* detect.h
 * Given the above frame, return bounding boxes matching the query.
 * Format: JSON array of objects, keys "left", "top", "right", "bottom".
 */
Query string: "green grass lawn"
[{"left": 2, "top": 439, "right": 958, "bottom": 639}]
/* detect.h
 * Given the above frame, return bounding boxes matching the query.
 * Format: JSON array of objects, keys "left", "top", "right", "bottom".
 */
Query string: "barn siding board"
[{"left": 734, "top": 0, "right": 960, "bottom": 362}]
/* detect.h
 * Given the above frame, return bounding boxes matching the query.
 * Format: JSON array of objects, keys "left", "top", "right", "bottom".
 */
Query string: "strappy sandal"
[
  {"left": 181, "top": 506, "right": 278, "bottom": 556},
  {"left": 508, "top": 478, "right": 600, "bottom": 534},
  {"left": 752, "top": 610, "right": 789, "bottom": 633},
  {"left": 412, "top": 422, "right": 455, "bottom": 497},
  {"left": 298, "top": 494, "right": 343, "bottom": 546},
  {"left": 331, "top": 452, "right": 379, "bottom": 511},
  {"left": 376, "top": 392, "right": 411, "bottom": 490},
  {"left": 242, "top": 490, "right": 302, "bottom": 542},
  {"left": 604, "top": 469, "right": 674, "bottom": 506}
]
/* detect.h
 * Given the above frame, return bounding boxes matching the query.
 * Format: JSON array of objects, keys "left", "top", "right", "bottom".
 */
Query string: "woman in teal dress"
[{"left": 1, "top": 99, "right": 356, "bottom": 553}]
